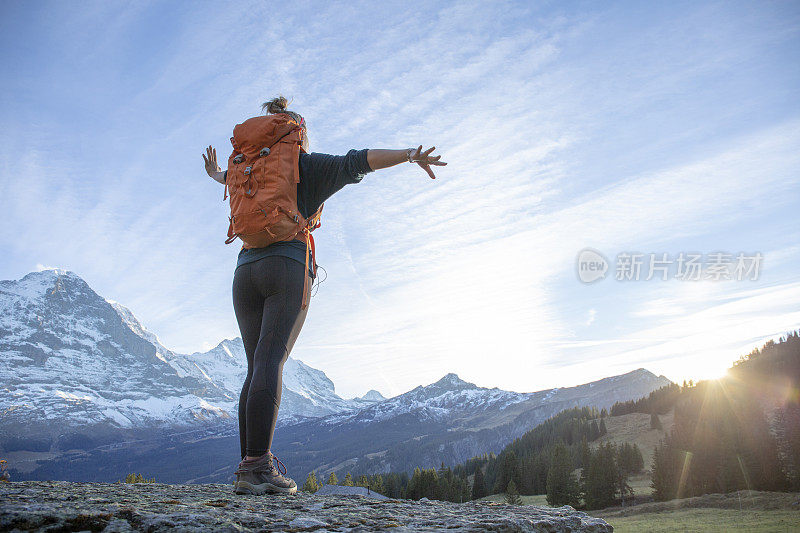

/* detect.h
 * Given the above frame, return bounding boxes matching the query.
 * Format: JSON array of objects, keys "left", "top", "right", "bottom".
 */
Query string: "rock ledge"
[{"left": 1, "top": 481, "right": 612, "bottom": 532}]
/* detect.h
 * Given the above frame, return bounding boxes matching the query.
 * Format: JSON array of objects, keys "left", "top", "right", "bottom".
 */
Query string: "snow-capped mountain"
[
  {"left": 0, "top": 269, "right": 382, "bottom": 441},
  {"left": 1, "top": 269, "right": 670, "bottom": 484},
  {"left": 172, "top": 337, "right": 380, "bottom": 419},
  {"left": 0, "top": 270, "right": 232, "bottom": 436},
  {"left": 357, "top": 389, "right": 386, "bottom": 402},
  {"left": 270, "top": 368, "right": 672, "bottom": 479}
]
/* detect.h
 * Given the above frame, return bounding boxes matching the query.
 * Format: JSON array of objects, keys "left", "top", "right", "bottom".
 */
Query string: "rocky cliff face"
[
  {"left": 0, "top": 270, "right": 234, "bottom": 437},
  {"left": 0, "top": 269, "right": 381, "bottom": 445},
  {"left": 0, "top": 480, "right": 613, "bottom": 532}
]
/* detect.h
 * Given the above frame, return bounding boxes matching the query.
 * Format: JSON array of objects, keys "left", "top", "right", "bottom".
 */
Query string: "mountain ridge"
[
  {"left": 1, "top": 269, "right": 671, "bottom": 484},
  {"left": 0, "top": 269, "right": 384, "bottom": 441}
]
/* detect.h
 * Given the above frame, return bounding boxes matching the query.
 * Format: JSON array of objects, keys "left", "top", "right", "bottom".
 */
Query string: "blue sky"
[{"left": 1, "top": 0, "right": 798, "bottom": 399}]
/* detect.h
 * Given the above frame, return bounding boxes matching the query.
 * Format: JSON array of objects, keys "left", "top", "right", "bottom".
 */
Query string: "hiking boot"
[{"left": 234, "top": 451, "right": 297, "bottom": 495}]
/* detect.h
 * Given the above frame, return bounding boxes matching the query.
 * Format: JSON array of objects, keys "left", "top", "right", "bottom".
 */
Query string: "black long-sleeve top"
[{"left": 224, "top": 148, "right": 373, "bottom": 277}]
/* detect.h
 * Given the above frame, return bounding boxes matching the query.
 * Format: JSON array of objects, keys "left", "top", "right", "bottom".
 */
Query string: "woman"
[{"left": 203, "top": 95, "right": 446, "bottom": 495}]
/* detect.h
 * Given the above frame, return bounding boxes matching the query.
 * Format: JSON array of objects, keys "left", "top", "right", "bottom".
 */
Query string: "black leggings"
[{"left": 232, "top": 256, "right": 309, "bottom": 459}]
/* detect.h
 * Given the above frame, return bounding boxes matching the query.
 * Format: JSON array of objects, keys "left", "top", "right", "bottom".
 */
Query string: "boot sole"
[{"left": 235, "top": 481, "right": 297, "bottom": 495}]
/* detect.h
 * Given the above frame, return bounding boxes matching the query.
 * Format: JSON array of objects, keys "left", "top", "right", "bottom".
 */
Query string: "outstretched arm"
[
  {"left": 203, "top": 144, "right": 447, "bottom": 183},
  {"left": 367, "top": 146, "right": 447, "bottom": 179},
  {"left": 202, "top": 145, "right": 226, "bottom": 184}
]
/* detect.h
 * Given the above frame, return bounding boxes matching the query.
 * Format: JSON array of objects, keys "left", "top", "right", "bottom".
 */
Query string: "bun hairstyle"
[
  {"left": 262, "top": 95, "right": 306, "bottom": 132},
  {"left": 262, "top": 95, "right": 290, "bottom": 114}
]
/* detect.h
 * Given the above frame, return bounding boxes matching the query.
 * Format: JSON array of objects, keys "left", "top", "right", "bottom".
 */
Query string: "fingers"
[
  {"left": 418, "top": 162, "right": 436, "bottom": 179},
  {"left": 411, "top": 146, "right": 446, "bottom": 175},
  {"left": 203, "top": 145, "right": 221, "bottom": 173},
  {"left": 421, "top": 152, "right": 446, "bottom": 166},
  {"left": 205, "top": 146, "right": 217, "bottom": 162}
]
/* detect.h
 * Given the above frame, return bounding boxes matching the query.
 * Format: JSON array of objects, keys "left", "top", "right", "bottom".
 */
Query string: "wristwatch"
[{"left": 406, "top": 148, "right": 416, "bottom": 163}]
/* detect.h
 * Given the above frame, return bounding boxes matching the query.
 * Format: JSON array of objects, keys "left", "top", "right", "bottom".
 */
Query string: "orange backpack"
[{"left": 224, "top": 113, "right": 322, "bottom": 309}]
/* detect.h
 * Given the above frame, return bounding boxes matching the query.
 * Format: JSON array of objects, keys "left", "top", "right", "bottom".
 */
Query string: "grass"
[
  {"left": 595, "top": 410, "right": 674, "bottom": 471},
  {"left": 478, "top": 489, "right": 800, "bottom": 532},
  {"left": 627, "top": 473, "right": 654, "bottom": 497},
  {"left": 471, "top": 411, "right": 798, "bottom": 532},
  {"left": 598, "top": 508, "right": 799, "bottom": 532},
  {"left": 595, "top": 490, "right": 800, "bottom": 533}
]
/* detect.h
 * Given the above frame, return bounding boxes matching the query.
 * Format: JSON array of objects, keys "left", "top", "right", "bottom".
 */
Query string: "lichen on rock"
[{"left": 0, "top": 480, "right": 613, "bottom": 532}]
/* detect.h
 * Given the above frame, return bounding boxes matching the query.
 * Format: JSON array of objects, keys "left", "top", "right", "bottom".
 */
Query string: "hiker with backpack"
[{"left": 202, "top": 95, "right": 446, "bottom": 495}]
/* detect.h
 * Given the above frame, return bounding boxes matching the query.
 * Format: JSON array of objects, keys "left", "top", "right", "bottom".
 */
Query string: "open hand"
[
  {"left": 202, "top": 145, "right": 221, "bottom": 177},
  {"left": 410, "top": 145, "right": 447, "bottom": 179}
]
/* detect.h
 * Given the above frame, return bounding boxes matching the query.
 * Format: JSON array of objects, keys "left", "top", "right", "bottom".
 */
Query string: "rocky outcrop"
[{"left": 0, "top": 480, "right": 612, "bottom": 532}]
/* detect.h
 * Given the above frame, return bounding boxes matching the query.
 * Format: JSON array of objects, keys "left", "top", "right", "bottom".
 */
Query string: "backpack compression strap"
[
  {"left": 299, "top": 204, "right": 323, "bottom": 310},
  {"left": 300, "top": 228, "right": 314, "bottom": 310}
]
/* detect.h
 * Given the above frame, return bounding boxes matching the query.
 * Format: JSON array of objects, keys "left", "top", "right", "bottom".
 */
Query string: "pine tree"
[
  {"left": 784, "top": 403, "right": 800, "bottom": 489},
  {"left": 327, "top": 471, "right": 338, "bottom": 485},
  {"left": 302, "top": 471, "right": 320, "bottom": 493},
  {"left": 494, "top": 451, "right": 521, "bottom": 494},
  {"left": 461, "top": 478, "right": 472, "bottom": 503},
  {"left": 599, "top": 418, "right": 607, "bottom": 436},
  {"left": 546, "top": 443, "right": 580, "bottom": 507},
  {"left": 407, "top": 467, "right": 440, "bottom": 500},
  {"left": 343, "top": 472, "right": 353, "bottom": 486},
  {"left": 504, "top": 479, "right": 522, "bottom": 505},
  {"left": 616, "top": 443, "right": 643, "bottom": 476},
  {"left": 370, "top": 473, "right": 385, "bottom": 495},
  {"left": 384, "top": 473, "right": 400, "bottom": 499},
  {"left": 579, "top": 436, "right": 591, "bottom": 469},
  {"left": 590, "top": 420, "right": 600, "bottom": 440},
  {"left": 124, "top": 473, "right": 155, "bottom": 483},
  {"left": 531, "top": 453, "right": 547, "bottom": 494},
  {"left": 650, "top": 412, "right": 663, "bottom": 430},
  {"left": 582, "top": 443, "right": 618, "bottom": 510},
  {"left": 632, "top": 444, "right": 644, "bottom": 473},
  {"left": 472, "top": 466, "right": 487, "bottom": 500},
  {"left": 424, "top": 467, "right": 440, "bottom": 499},
  {"left": 407, "top": 467, "right": 422, "bottom": 500},
  {"left": 651, "top": 440, "right": 677, "bottom": 501}
]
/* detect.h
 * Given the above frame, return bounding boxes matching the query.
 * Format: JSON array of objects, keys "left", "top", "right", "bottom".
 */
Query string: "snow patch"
[
  {"left": 54, "top": 390, "right": 92, "bottom": 402},
  {"left": 102, "top": 408, "right": 132, "bottom": 427}
]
